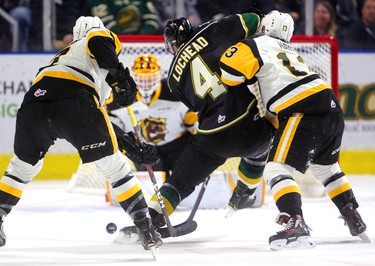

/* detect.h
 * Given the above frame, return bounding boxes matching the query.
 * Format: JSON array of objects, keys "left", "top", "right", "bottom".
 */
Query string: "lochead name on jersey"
[{"left": 172, "top": 37, "right": 209, "bottom": 82}]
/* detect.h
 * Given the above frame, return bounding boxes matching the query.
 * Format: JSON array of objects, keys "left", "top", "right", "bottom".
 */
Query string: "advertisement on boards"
[{"left": 0, "top": 53, "right": 374, "bottom": 153}]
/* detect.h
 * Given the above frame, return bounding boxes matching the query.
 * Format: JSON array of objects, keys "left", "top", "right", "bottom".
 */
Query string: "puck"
[{"left": 106, "top": 222, "right": 117, "bottom": 234}]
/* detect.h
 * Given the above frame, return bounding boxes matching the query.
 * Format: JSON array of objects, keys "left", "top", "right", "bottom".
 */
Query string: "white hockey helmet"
[
  {"left": 73, "top": 16, "right": 105, "bottom": 41},
  {"left": 260, "top": 10, "right": 294, "bottom": 42}
]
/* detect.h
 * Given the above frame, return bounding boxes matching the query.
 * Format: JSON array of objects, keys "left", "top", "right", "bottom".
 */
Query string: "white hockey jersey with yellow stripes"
[
  {"left": 32, "top": 28, "right": 122, "bottom": 106},
  {"left": 220, "top": 35, "right": 332, "bottom": 126}
]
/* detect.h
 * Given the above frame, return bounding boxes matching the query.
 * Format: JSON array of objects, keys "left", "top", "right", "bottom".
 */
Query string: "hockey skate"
[
  {"left": 226, "top": 181, "right": 256, "bottom": 218},
  {"left": 340, "top": 203, "right": 370, "bottom": 243},
  {"left": 269, "top": 214, "right": 315, "bottom": 251},
  {"left": 149, "top": 208, "right": 166, "bottom": 229},
  {"left": 134, "top": 216, "right": 163, "bottom": 259},
  {"left": 0, "top": 220, "right": 5, "bottom": 247}
]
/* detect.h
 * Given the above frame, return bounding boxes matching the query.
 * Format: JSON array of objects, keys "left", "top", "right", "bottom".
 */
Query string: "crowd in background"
[{"left": 0, "top": 0, "right": 374, "bottom": 52}]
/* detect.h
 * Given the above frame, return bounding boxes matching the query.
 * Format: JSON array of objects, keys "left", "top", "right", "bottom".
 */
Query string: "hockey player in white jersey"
[
  {"left": 219, "top": 11, "right": 368, "bottom": 249},
  {"left": 0, "top": 16, "right": 162, "bottom": 254},
  {"left": 106, "top": 54, "right": 198, "bottom": 179}
]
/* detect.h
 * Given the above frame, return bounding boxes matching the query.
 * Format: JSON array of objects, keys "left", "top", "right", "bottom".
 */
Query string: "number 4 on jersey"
[{"left": 191, "top": 56, "right": 227, "bottom": 100}]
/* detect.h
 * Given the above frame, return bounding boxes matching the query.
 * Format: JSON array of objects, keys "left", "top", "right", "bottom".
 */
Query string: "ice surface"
[{"left": 0, "top": 175, "right": 374, "bottom": 266}]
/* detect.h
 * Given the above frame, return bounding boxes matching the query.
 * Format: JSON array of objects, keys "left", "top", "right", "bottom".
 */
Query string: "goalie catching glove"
[
  {"left": 106, "top": 63, "right": 138, "bottom": 107},
  {"left": 112, "top": 122, "right": 160, "bottom": 166}
]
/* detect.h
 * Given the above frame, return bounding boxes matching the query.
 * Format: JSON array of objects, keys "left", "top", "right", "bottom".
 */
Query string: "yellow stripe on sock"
[
  {"left": 150, "top": 194, "right": 174, "bottom": 215},
  {"left": 328, "top": 182, "right": 351, "bottom": 199},
  {"left": 273, "top": 185, "right": 301, "bottom": 202},
  {"left": 0, "top": 182, "right": 22, "bottom": 198},
  {"left": 116, "top": 183, "right": 141, "bottom": 203}
]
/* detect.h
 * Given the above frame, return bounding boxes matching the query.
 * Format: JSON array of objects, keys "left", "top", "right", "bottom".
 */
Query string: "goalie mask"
[
  {"left": 132, "top": 54, "right": 162, "bottom": 104},
  {"left": 259, "top": 11, "right": 294, "bottom": 42},
  {"left": 164, "top": 17, "right": 193, "bottom": 55},
  {"left": 73, "top": 16, "right": 105, "bottom": 41}
]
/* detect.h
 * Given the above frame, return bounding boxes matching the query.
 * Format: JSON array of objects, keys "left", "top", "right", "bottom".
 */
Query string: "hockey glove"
[
  {"left": 245, "top": 7, "right": 264, "bottom": 18},
  {"left": 120, "top": 131, "right": 160, "bottom": 166},
  {"left": 106, "top": 63, "right": 138, "bottom": 107},
  {"left": 112, "top": 122, "right": 160, "bottom": 166}
]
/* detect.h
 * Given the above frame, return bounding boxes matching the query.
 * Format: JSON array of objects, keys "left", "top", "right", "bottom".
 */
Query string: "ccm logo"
[{"left": 81, "top": 141, "right": 106, "bottom": 150}]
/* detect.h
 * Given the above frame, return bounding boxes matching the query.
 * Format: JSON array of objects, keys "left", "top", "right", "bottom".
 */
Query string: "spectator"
[
  {"left": 339, "top": 0, "right": 375, "bottom": 50},
  {"left": 153, "top": 0, "right": 201, "bottom": 27},
  {"left": 249, "top": 0, "right": 303, "bottom": 33},
  {"left": 0, "top": 0, "right": 32, "bottom": 51},
  {"left": 194, "top": 0, "right": 252, "bottom": 22},
  {"left": 313, "top": 1, "right": 337, "bottom": 36},
  {"left": 273, "top": 0, "right": 303, "bottom": 26},
  {"left": 324, "top": 0, "right": 359, "bottom": 28},
  {"left": 54, "top": 0, "right": 90, "bottom": 50},
  {"left": 89, "top": 0, "right": 162, "bottom": 34}
]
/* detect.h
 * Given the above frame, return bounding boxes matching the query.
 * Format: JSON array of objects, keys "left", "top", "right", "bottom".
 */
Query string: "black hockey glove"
[
  {"left": 106, "top": 63, "right": 138, "bottom": 107},
  {"left": 112, "top": 122, "right": 160, "bottom": 166},
  {"left": 245, "top": 7, "right": 264, "bottom": 18},
  {"left": 119, "top": 132, "right": 160, "bottom": 166}
]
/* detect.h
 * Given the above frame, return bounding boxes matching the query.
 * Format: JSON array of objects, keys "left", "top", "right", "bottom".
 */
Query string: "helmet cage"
[
  {"left": 134, "top": 72, "right": 161, "bottom": 104},
  {"left": 132, "top": 54, "right": 162, "bottom": 104}
]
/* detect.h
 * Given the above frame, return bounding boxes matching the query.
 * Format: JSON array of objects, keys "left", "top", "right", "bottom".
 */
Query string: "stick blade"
[{"left": 159, "top": 220, "right": 198, "bottom": 238}]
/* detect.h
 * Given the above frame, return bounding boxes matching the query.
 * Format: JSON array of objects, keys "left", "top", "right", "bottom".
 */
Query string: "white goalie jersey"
[{"left": 107, "top": 79, "right": 197, "bottom": 146}]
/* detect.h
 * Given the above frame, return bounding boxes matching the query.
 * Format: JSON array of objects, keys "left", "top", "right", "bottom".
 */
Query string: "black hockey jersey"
[{"left": 166, "top": 13, "right": 261, "bottom": 134}]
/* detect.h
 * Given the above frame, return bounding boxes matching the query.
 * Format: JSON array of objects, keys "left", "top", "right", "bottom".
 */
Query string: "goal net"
[{"left": 67, "top": 35, "right": 338, "bottom": 199}]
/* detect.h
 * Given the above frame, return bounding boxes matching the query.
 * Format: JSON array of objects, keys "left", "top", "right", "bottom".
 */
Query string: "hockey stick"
[
  {"left": 126, "top": 106, "right": 178, "bottom": 237},
  {"left": 158, "top": 175, "right": 210, "bottom": 238},
  {"left": 118, "top": 175, "right": 210, "bottom": 238}
]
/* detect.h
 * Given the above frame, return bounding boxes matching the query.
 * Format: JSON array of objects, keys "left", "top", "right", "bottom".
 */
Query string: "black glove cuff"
[{"left": 245, "top": 7, "right": 264, "bottom": 18}]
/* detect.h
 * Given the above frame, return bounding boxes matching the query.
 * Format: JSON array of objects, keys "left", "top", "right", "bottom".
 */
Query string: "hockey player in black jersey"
[
  {"left": 220, "top": 10, "right": 368, "bottom": 249},
  {"left": 145, "top": 11, "right": 274, "bottom": 229},
  {"left": 0, "top": 16, "right": 162, "bottom": 254}
]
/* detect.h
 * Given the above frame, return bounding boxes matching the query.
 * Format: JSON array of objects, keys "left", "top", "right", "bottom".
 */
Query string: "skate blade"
[
  {"left": 225, "top": 207, "right": 237, "bottom": 218},
  {"left": 270, "top": 236, "right": 315, "bottom": 251},
  {"left": 358, "top": 232, "right": 371, "bottom": 243},
  {"left": 149, "top": 246, "right": 159, "bottom": 260}
]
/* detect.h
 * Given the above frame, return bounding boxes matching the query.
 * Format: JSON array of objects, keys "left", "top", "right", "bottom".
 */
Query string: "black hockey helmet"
[{"left": 164, "top": 17, "right": 193, "bottom": 55}]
